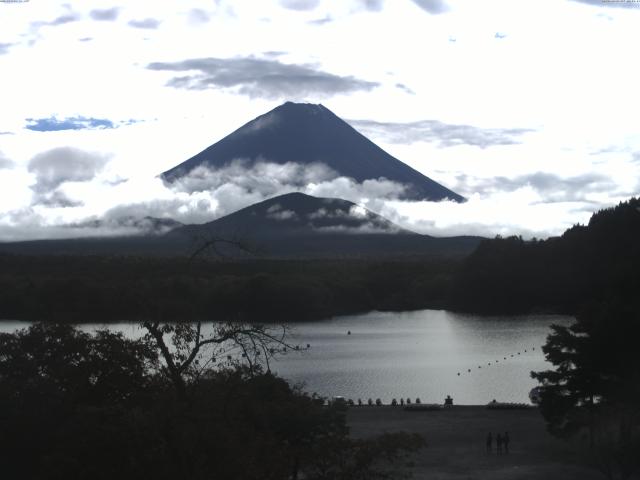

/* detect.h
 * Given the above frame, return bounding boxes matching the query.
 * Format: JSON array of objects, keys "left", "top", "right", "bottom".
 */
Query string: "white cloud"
[
  {"left": 28, "top": 147, "right": 109, "bottom": 194},
  {"left": 0, "top": 151, "right": 14, "bottom": 169},
  {"left": 170, "top": 160, "right": 339, "bottom": 195},
  {"left": 1, "top": 0, "right": 640, "bottom": 242}
]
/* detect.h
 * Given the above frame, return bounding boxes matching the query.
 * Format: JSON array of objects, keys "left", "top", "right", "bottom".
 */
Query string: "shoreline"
[
  {"left": 347, "top": 405, "right": 600, "bottom": 479},
  {"left": 1, "top": 323, "right": 616, "bottom": 478}
]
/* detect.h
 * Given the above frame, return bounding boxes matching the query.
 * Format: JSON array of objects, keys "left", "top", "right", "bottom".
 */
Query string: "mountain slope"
[
  {"left": 169, "top": 192, "right": 479, "bottom": 257},
  {"left": 174, "top": 192, "right": 410, "bottom": 238},
  {"left": 0, "top": 194, "right": 481, "bottom": 258},
  {"left": 161, "top": 102, "right": 464, "bottom": 202}
]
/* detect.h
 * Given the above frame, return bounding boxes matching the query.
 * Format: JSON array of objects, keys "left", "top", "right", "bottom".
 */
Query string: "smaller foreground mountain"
[
  {"left": 0, "top": 193, "right": 481, "bottom": 258},
  {"left": 169, "top": 192, "right": 480, "bottom": 257},
  {"left": 173, "top": 192, "right": 409, "bottom": 239}
]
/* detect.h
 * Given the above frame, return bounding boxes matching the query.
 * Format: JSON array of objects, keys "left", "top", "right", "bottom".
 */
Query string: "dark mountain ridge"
[
  {"left": 169, "top": 192, "right": 480, "bottom": 257},
  {"left": 161, "top": 102, "right": 464, "bottom": 202},
  {"left": 0, "top": 192, "right": 481, "bottom": 258},
  {"left": 172, "top": 191, "right": 411, "bottom": 238}
]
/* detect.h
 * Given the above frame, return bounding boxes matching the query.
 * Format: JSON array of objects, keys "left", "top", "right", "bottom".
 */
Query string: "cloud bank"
[
  {"left": 0, "top": 148, "right": 635, "bottom": 241},
  {"left": 411, "top": 0, "right": 449, "bottom": 14},
  {"left": 147, "top": 57, "right": 379, "bottom": 99},
  {"left": 570, "top": 0, "right": 640, "bottom": 8},
  {"left": 280, "top": 0, "right": 321, "bottom": 11},
  {"left": 350, "top": 119, "right": 534, "bottom": 148},
  {"left": 128, "top": 18, "right": 161, "bottom": 29},
  {"left": 26, "top": 147, "right": 110, "bottom": 208},
  {"left": 89, "top": 8, "right": 120, "bottom": 21},
  {"left": 0, "top": 152, "right": 14, "bottom": 170}
]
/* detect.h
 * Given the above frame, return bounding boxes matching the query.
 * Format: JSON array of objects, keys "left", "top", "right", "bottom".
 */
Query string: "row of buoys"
[
  {"left": 337, "top": 397, "right": 424, "bottom": 406},
  {"left": 456, "top": 346, "right": 538, "bottom": 377}
]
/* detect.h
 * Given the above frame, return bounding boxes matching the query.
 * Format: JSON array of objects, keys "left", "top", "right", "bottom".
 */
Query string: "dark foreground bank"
[{"left": 348, "top": 406, "right": 605, "bottom": 480}]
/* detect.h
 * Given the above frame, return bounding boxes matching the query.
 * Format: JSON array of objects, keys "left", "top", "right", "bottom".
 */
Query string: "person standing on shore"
[
  {"left": 486, "top": 432, "right": 493, "bottom": 453},
  {"left": 496, "top": 433, "right": 503, "bottom": 454},
  {"left": 504, "top": 432, "right": 510, "bottom": 454}
]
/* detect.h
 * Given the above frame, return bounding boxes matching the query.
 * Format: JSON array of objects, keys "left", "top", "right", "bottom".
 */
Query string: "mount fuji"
[{"left": 161, "top": 102, "right": 464, "bottom": 202}]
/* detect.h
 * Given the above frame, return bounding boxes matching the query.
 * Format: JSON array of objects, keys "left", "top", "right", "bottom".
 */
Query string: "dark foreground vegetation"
[
  {"left": 0, "top": 255, "right": 459, "bottom": 323},
  {"left": 0, "top": 323, "right": 424, "bottom": 480},
  {"left": 531, "top": 298, "right": 640, "bottom": 480}
]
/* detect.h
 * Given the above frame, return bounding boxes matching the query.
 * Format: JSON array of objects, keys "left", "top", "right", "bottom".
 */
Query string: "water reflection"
[{"left": 0, "top": 310, "right": 572, "bottom": 404}]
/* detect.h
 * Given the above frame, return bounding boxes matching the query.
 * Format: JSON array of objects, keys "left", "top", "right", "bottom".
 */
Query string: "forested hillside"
[
  {"left": 0, "top": 255, "right": 459, "bottom": 323},
  {"left": 452, "top": 198, "right": 640, "bottom": 314}
]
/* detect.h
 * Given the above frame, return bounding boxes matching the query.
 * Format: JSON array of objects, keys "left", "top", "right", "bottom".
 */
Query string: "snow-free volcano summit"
[{"left": 161, "top": 102, "right": 465, "bottom": 202}]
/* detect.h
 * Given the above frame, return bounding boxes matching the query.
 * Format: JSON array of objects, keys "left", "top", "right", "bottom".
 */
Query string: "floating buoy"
[
  {"left": 468, "top": 369, "right": 471, "bottom": 372},
  {"left": 457, "top": 372, "right": 460, "bottom": 376},
  {"left": 347, "top": 331, "right": 351, "bottom": 335}
]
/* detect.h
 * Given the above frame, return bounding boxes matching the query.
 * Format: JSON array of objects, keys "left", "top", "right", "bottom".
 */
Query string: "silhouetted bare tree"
[{"left": 141, "top": 235, "right": 303, "bottom": 400}]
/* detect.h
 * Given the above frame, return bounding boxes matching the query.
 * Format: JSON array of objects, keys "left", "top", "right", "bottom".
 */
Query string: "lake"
[{"left": 0, "top": 309, "right": 572, "bottom": 405}]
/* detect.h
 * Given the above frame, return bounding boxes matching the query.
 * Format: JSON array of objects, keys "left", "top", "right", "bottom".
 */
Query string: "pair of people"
[{"left": 485, "top": 432, "right": 510, "bottom": 454}]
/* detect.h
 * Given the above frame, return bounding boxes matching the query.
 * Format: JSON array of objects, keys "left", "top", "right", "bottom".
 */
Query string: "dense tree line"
[
  {"left": 2, "top": 198, "right": 638, "bottom": 323},
  {"left": 0, "top": 323, "right": 424, "bottom": 479},
  {"left": 452, "top": 198, "right": 640, "bottom": 315},
  {"left": 0, "top": 255, "right": 459, "bottom": 323}
]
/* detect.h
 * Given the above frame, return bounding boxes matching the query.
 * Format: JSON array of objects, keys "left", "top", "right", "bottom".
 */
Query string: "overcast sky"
[{"left": 1, "top": 0, "right": 639, "bottom": 241}]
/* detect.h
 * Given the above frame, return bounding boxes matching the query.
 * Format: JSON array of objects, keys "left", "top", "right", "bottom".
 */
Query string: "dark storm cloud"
[
  {"left": 26, "top": 116, "right": 115, "bottom": 132},
  {"left": 411, "top": 0, "right": 449, "bottom": 14},
  {"left": 89, "top": 8, "right": 120, "bottom": 21},
  {"left": 350, "top": 119, "right": 534, "bottom": 148},
  {"left": 280, "top": 0, "right": 321, "bottom": 11},
  {"left": 569, "top": 0, "right": 640, "bottom": 8},
  {"left": 147, "top": 57, "right": 379, "bottom": 99},
  {"left": 454, "top": 172, "right": 616, "bottom": 201},
  {"left": 28, "top": 147, "right": 109, "bottom": 194},
  {"left": 128, "top": 18, "right": 161, "bottom": 29}
]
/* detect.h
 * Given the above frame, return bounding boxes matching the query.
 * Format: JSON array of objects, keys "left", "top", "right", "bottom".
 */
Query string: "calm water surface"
[{"left": 1, "top": 309, "right": 572, "bottom": 404}]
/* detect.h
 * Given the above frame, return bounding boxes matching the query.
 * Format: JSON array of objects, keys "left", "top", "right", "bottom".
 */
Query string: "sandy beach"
[{"left": 347, "top": 405, "right": 603, "bottom": 480}]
